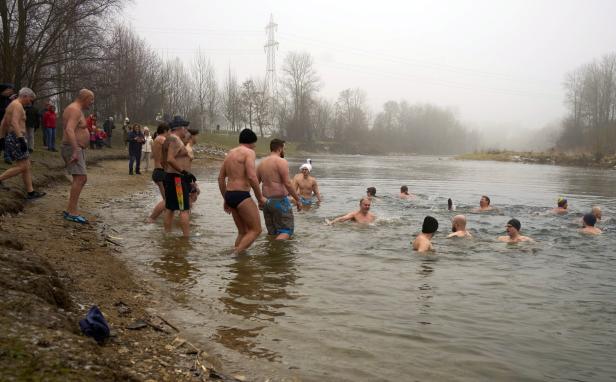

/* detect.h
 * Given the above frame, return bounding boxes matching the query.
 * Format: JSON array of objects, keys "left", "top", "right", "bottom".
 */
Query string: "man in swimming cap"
[
  {"left": 498, "top": 218, "right": 534, "bottom": 243},
  {"left": 327, "top": 197, "right": 376, "bottom": 225},
  {"left": 473, "top": 195, "right": 493, "bottom": 212},
  {"left": 292, "top": 160, "right": 322, "bottom": 209},
  {"left": 399, "top": 185, "right": 415, "bottom": 199},
  {"left": 447, "top": 215, "right": 472, "bottom": 238},
  {"left": 580, "top": 213, "right": 601, "bottom": 235},
  {"left": 257, "top": 138, "right": 302, "bottom": 240},
  {"left": 413, "top": 216, "right": 439, "bottom": 252},
  {"left": 591, "top": 206, "right": 602, "bottom": 222},
  {"left": 551, "top": 197, "right": 568, "bottom": 214},
  {"left": 218, "top": 128, "right": 266, "bottom": 253},
  {"left": 366, "top": 187, "right": 377, "bottom": 199}
]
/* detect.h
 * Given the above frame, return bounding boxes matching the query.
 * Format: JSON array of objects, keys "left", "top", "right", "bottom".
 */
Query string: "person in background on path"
[
  {"left": 128, "top": 124, "right": 144, "bottom": 175},
  {"left": 86, "top": 114, "right": 97, "bottom": 149},
  {"left": 0, "top": 87, "right": 46, "bottom": 199},
  {"left": 102, "top": 116, "right": 115, "bottom": 147},
  {"left": 366, "top": 186, "right": 377, "bottom": 199},
  {"left": 291, "top": 159, "right": 322, "bottom": 209},
  {"left": 580, "top": 213, "right": 601, "bottom": 235},
  {"left": 141, "top": 127, "right": 153, "bottom": 172},
  {"left": 473, "top": 195, "right": 494, "bottom": 212},
  {"left": 498, "top": 218, "right": 534, "bottom": 243},
  {"left": 42, "top": 104, "right": 57, "bottom": 151},
  {"left": 218, "top": 128, "right": 266, "bottom": 253},
  {"left": 413, "top": 216, "right": 439, "bottom": 252},
  {"left": 447, "top": 215, "right": 472, "bottom": 238},
  {"left": 146, "top": 123, "right": 170, "bottom": 223},
  {"left": 551, "top": 197, "right": 568, "bottom": 214},
  {"left": 327, "top": 197, "right": 376, "bottom": 225},
  {"left": 592, "top": 206, "right": 602, "bottom": 223},
  {"left": 61, "top": 89, "right": 95, "bottom": 224},
  {"left": 122, "top": 117, "right": 130, "bottom": 147},
  {"left": 94, "top": 128, "right": 106, "bottom": 149},
  {"left": 24, "top": 102, "right": 40, "bottom": 152},
  {"left": 399, "top": 185, "right": 415, "bottom": 199}
]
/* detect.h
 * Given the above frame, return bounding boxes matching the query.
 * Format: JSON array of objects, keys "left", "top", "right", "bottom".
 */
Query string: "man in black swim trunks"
[
  {"left": 147, "top": 122, "right": 170, "bottom": 223},
  {"left": 218, "top": 128, "right": 266, "bottom": 253}
]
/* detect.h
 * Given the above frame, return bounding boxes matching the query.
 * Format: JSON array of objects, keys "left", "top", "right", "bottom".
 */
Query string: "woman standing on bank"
[{"left": 128, "top": 124, "right": 145, "bottom": 175}]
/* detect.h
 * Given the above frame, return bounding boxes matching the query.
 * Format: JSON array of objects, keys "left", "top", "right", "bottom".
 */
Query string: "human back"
[
  {"left": 2, "top": 99, "right": 26, "bottom": 135},
  {"left": 223, "top": 145, "right": 253, "bottom": 191},
  {"left": 258, "top": 154, "right": 287, "bottom": 197}
]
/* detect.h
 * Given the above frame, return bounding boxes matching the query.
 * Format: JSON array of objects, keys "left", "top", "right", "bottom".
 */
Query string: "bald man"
[
  {"left": 61, "top": 89, "right": 94, "bottom": 224},
  {"left": 447, "top": 215, "right": 472, "bottom": 238}
]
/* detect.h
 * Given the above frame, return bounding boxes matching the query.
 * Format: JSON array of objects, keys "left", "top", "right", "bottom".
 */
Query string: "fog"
[{"left": 125, "top": 0, "right": 616, "bottom": 147}]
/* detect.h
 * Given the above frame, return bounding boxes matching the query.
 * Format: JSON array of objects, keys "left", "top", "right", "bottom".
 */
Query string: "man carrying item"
[
  {"left": 147, "top": 123, "right": 170, "bottom": 223},
  {"left": 292, "top": 159, "right": 322, "bottom": 209},
  {"left": 327, "top": 197, "right": 376, "bottom": 225},
  {"left": 257, "top": 139, "right": 302, "bottom": 240},
  {"left": 413, "top": 216, "right": 439, "bottom": 252},
  {"left": 498, "top": 218, "right": 534, "bottom": 243},
  {"left": 580, "top": 213, "right": 601, "bottom": 235},
  {"left": 61, "top": 89, "right": 95, "bottom": 223},
  {"left": 0, "top": 87, "right": 46, "bottom": 199},
  {"left": 162, "top": 116, "right": 192, "bottom": 237},
  {"left": 447, "top": 215, "right": 472, "bottom": 238},
  {"left": 218, "top": 128, "right": 266, "bottom": 253}
]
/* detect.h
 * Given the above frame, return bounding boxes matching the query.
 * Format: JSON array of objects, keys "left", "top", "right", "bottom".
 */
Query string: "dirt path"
[{"left": 0, "top": 157, "right": 241, "bottom": 381}]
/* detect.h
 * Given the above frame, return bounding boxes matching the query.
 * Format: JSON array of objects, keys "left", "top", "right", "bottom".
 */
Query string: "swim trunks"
[
  {"left": 164, "top": 172, "right": 191, "bottom": 211},
  {"left": 300, "top": 196, "right": 314, "bottom": 206},
  {"left": 263, "top": 197, "right": 294, "bottom": 236},
  {"left": 224, "top": 191, "right": 251, "bottom": 209},
  {"left": 4, "top": 132, "right": 29, "bottom": 161},
  {"left": 61, "top": 143, "right": 87, "bottom": 175},
  {"left": 152, "top": 167, "right": 166, "bottom": 183}
]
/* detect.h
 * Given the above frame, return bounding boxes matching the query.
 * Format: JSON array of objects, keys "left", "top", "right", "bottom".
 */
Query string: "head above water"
[
  {"left": 480, "top": 195, "right": 491, "bottom": 207},
  {"left": 451, "top": 215, "right": 466, "bottom": 232},
  {"left": 448, "top": 198, "right": 453, "bottom": 210},
  {"left": 401, "top": 185, "right": 408, "bottom": 194},
  {"left": 367, "top": 187, "right": 377, "bottom": 197},
  {"left": 506, "top": 218, "right": 521, "bottom": 234},
  {"left": 592, "top": 206, "right": 602, "bottom": 220},
  {"left": 583, "top": 213, "right": 597, "bottom": 227},
  {"left": 239, "top": 128, "right": 257, "bottom": 145},
  {"left": 422, "top": 216, "right": 439, "bottom": 234},
  {"left": 557, "top": 197, "right": 568, "bottom": 208},
  {"left": 359, "top": 197, "right": 371, "bottom": 211}
]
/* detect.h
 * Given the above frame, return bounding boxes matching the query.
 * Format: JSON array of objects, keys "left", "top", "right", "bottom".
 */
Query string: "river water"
[{"left": 103, "top": 154, "right": 616, "bottom": 382}]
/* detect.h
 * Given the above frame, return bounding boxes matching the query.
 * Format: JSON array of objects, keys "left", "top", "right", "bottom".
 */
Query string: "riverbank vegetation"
[{"left": 457, "top": 149, "right": 616, "bottom": 168}]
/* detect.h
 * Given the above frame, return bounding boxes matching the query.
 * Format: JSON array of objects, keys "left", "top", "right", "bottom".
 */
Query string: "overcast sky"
[{"left": 124, "top": 0, "right": 616, "bottom": 131}]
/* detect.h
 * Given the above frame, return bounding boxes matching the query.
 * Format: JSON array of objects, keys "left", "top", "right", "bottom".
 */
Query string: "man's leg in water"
[
  {"left": 178, "top": 210, "right": 190, "bottom": 237},
  {"left": 67, "top": 175, "right": 87, "bottom": 215},
  {"left": 163, "top": 209, "right": 174, "bottom": 233},
  {"left": 230, "top": 208, "right": 247, "bottom": 249},
  {"left": 234, "top": 198, "right": 262, "bottom": 253},
  {"left": 147, "top": 181, "right": 166, "bottom": 223}
]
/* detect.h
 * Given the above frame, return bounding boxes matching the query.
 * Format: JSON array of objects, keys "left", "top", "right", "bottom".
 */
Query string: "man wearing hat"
[
  {"left": 162, "top": 116, "right": 193, "bottom": 237},
  {"left": 291, "top": 159, "right": 322, "bottom": 209},
  {"left": 498, "top": 218, "right": 534, "bottom": 243}
]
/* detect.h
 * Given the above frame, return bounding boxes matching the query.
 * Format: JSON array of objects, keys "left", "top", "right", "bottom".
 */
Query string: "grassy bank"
[
  {"left": 201, "top": 131, "right": 297, "bottom": 156},
  {"left": 456, "top": 150, "right": 616, "bottom": 169}
]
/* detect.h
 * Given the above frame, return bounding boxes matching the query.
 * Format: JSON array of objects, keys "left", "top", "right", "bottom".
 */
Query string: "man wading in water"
[
  {"left": 327, "top": 197, "right": 376, "bottom": 225},
  {"left": 498, "top": 218, "right": 534, "bottom": 243},
  {"left": 291, "top": 159, "right": 322, "bottom": 209},
  {"left": 257, "top": 139, "right": 302, "bottom": 240},
  {"left": 218, "top": 128, "right": 266, "bottom": 253},
  {"left": 146, "top": 122, "right": 170, "bottom": 223}
]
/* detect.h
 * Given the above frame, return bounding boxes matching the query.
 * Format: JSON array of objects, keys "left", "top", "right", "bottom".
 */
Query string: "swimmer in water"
[
  {"left": 366, "top": 186, "right": 377, "bottom": 199},
  {"left": 592, "top": 206, "right": 602, "bottom": 222},
  {"left": 412, "top": 216, "right": 438, "bottom": 252},
  {"left": 580, "top": 213, "right": 601, "bottom": 235},
  {"left": 473, "top": 195, "right": 493, "bottom": 212},
  {"left": 551, "top": 197, "right": 568, "bottom": 214},
  {"left": 399, "top": 185, "right": 415, "bottom": 199},
  {"left": 291, "top": 160, "right": 322, "bottom": 209},
  {"left": 498, "top": 218, "right": 534, "bottom": 243},
  {"left": 447, "top": 215, "right": 472, "bottom": 238},
  {"left": 327, "top": 197, "right": 376, "bottom": 225}
]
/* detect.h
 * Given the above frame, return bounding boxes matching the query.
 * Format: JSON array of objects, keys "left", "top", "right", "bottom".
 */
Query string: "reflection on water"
[{"left": 103, "top": 155, "right": 616, "bottom": 382}]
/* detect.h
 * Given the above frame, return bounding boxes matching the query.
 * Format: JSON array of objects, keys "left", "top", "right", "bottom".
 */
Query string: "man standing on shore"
[
  {"left": 218, "top": 128, "right": 266, "bottom": 253},
  {"left": 0, "top": 87, "right": 46, "bottom": 199},
  {"left": 147, "top": 123, "right": 170, "bottom": 223},
  {"left": 61, "top": 89, "right": 94, "bottom": 224},
  {"left": 162, "top": 116, "right": 192, "bottom": 237},
  {"left": 257, "top": 139, "right": 302, "bottom": 240},
  {"left": 292, "top": 160, "right": 322, "bottom": 209}
]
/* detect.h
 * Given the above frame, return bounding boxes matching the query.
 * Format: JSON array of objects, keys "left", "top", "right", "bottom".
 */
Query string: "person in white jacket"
[{"left": 141, "top": 127, "right": 153, "bottom": 172}]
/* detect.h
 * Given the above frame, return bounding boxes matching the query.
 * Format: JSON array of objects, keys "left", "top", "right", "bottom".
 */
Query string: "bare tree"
[{"left": 222, "top": 69, "right": 241, "bottom": 131}]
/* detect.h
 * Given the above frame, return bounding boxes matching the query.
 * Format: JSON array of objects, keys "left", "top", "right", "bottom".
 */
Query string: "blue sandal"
[{"left": 63, "top": 211, "right": 88, "bottom": 224}]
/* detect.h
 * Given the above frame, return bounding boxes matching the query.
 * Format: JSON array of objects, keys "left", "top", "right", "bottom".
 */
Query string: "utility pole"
[{"left": 264, "top": 14, "right": 278, "bottom": 133}]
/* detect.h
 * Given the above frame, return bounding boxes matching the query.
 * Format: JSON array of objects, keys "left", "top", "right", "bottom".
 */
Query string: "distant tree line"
[{"left": 559, "top": 53, "right": 616, "bottom": 154}]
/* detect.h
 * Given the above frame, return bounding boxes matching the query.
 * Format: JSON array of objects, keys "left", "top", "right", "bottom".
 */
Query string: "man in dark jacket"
[
  {"left": 103, "top": 117, "right": 115, "bottom": 147},
  {"left": 25, "top": 103, "right": 40, "bottom": 152}
]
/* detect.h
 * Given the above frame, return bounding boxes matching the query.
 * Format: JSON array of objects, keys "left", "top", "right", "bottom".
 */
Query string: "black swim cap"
[
  {"left": 507, "top": 218, "right": 521, "bottom": 231},
  {"left": 583, "top": 213, "right": 597, "bottom": 227},
  {"left": 239, "top": 128, "right": 257, "bottom": 144},
  {"left": 422, "top": 216, "right": 439, "bottom": 234}
]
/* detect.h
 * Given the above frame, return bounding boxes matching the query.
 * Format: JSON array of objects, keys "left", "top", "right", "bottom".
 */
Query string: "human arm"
[
  {"left": 328, "top": 211, "right": 356, "bottom": 225},
  {"left": 280, "top": 162, "right": 302, "bottom": 210},
  {"left": 64, "top": 109, "right": 81, "bottom": 161},
  {"left": 246, "top": 150, "right": 266, "bottom": 206},
  {"left": 217, "top": 163, "right": 231, "bottom": 213},
  {"left": 312, "top": 179, "right": 322, "bottom": 204}
]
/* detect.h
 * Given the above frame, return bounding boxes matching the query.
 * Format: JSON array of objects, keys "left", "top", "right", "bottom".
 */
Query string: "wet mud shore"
[{"left": 0, "top": 148, "right": 244, "bottom": 381}]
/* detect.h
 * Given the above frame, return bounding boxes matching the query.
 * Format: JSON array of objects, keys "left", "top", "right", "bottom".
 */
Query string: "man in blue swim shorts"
[{"left": 291, "top": 159, "right": 322, "bottom": 210}]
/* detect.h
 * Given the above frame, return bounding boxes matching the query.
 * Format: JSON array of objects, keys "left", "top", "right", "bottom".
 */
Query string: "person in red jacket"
[{"left": 42, "top": 104, "right": 57, "bottom": 151}]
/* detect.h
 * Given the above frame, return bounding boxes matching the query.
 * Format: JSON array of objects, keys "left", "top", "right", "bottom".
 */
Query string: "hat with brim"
[{"left": 169, "top": 115, "right": 190, "bottom": 130}]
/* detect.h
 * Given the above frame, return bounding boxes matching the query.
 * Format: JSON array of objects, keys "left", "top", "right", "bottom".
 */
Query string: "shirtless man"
[
  {"left": 327, "top": 197, "right": 376, "bottom": 225},
  {"left": 0, "top": 88, "right": 46, "bottom": 199},
  {"left": 551, "top": 197, "right": 568, "bottom": 214},
  {"left": 257, "top": 139, "right": 301, "bottom": 240},
  {"left": 399, "top": 185, "right": 415, "bottom": 199},
  {"left": 146, "top": 122, "right": 170, "bottom": 223},
  {"left": 162, "top": 116, "right": 193, "bottom": 237},
  {"left": 218, "top": 128, "right": 266, "bottom": 253},
  {"left": 498, "top": 218, "right": 534, "bottom": 243},
  {"left": 292, "top": 160, "right": 322, "bottom": 209},
  {"left": 592, "top": 206, "right": 602, "bottom": 222},
  {"left": 184, "top": 128, "right": 200, "bottom": 206},
  {"left": 473, "top": 195, "right": 494, "bottom": 212},
  {"left": 412, "top": 215, "right": 439, "bottom": 252},
  {"left": 61, "top": 89, "right": 94, "bottom": 223},
  {"left": 580, "top": 213, "right": 601, "bottom": 235},
  {"left": 447, "top": 215, "right": 472, "bottom": 238}
]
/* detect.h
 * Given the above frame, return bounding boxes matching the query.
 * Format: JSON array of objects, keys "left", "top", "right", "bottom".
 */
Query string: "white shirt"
[{"left": 143, "top": 135, "right": 153, "bottom": 152}]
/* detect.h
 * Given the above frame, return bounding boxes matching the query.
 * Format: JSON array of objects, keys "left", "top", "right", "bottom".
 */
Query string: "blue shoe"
[{"left": 63, "top": 212, "right": 88, "bottom": 224}]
